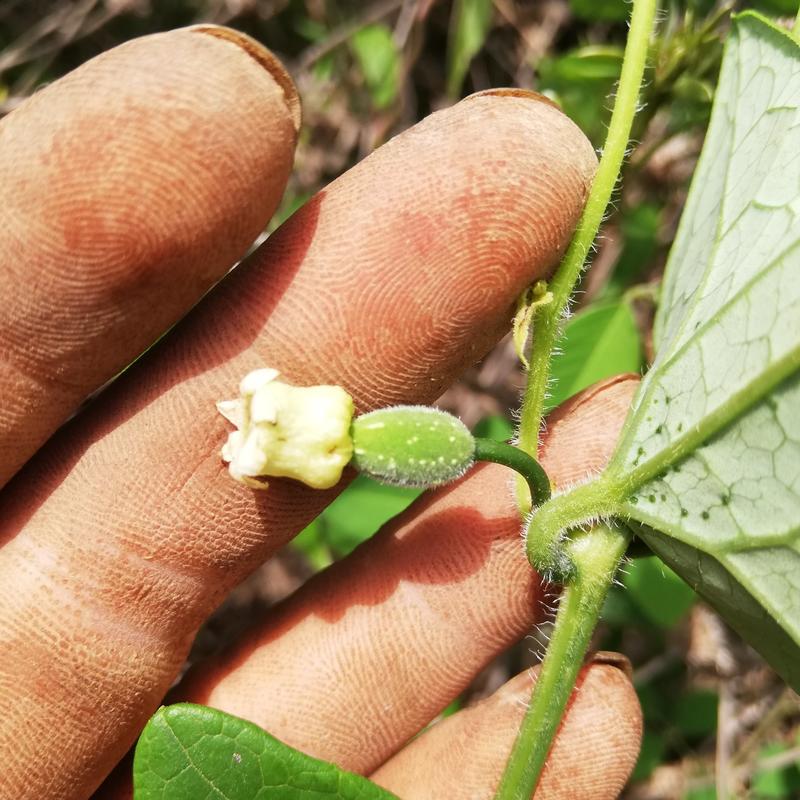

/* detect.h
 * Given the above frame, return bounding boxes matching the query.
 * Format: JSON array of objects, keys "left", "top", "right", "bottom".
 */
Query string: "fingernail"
[
  {"left": 190, "top": 25, "right": 301, "bottom": 134},
  {"left": 591, "top": 650, "right": 634, "bottom": 680},
  {"left": 463, "top": 88, "right": 561, "bottom": 111}
]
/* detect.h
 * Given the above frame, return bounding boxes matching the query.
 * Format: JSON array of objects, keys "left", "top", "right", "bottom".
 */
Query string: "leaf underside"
[
  {"left": 133, "top": 704, "right": 398, "bottom": 800},
  {"left": 606, "top": 13, "right": 800, "bottom": 688}
]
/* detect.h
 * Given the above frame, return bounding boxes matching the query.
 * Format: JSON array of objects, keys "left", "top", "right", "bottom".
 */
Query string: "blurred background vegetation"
[{"left": 2, "top": 1, "right": 799, "bottom": 797}]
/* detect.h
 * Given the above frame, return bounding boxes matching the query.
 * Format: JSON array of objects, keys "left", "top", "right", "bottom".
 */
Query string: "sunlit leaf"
[
  {"left": 133, "top": 704, "right": 398, "bottom": 799},
  {"left": 547, "top": 300, "right": 642, "bottom": 411},
  {"left": 623, "top": 557, "right": 695, "bottom": 628},
  {"left": 351, "top": 24, "right": 400, "bottom": 109},
  {"left": 446, "top": 0, "right": 492, "bottom": 97},
  {"left": 296, "top": 475, "right": 420, "bottom": 559},
  {"left": 537, "top": 46, "right": 623, "bottom": 144},
  {"left": 472, "top": 414, "right": 515, "bottom": 443},
  {"left": 569, "top": 0, "right": 629, "bottom": 23}
]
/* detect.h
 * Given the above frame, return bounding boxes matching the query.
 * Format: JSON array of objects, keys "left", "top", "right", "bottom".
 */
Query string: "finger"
[
  {"left": 177, "top": 376, "right": 639, "bottom": 774},
  {"left": 370, "top": 661, "right": 641, "bottom": 799},
  {"left": 0, "top": 91, "right": 596, "bottom": 799},
  {"left": 0, "top": 25, "right": 300, "bottom": 488}
]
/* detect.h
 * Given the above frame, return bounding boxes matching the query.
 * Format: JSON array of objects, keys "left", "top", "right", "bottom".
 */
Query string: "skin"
[{"left": 0, "top": 26, "right": 641, "bottom": 800}]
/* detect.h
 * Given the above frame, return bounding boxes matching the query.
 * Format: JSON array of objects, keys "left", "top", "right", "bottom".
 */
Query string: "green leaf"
[
  {"left": 293, "top": 17, "right": 327, "bottom": 43},
  {"left": 569, "top": 0, "right": 629, "bottom": 23},
  {"left": 600, "top": 583, "right": 643, "bottom": 627},
  {"left": 630, "top": 730, "right": 666, "bottom": 782},
  {"left": 350, "top": 24, "right": 400, "bottom": 109},
  {"left": 472, "top": 414, "right": 515, "bottom": 443},
  {"left": 541, "top": 46, "right": 624, "bottom": 82},
  {"left": 751, "top": 0, "right": 800, "bottom": 14},
  {"left": 623, "top": 556, "right": 695, "bottom": 628},
  {"left": 133, "top": 704, "right": 398, "bottom": 800},
  {"left": 673, "top": 690, "right": 718, "bottom": 738},
  {"left": 446, "top": 0, "right": 493, "bottom": 98},
  {"left": 602, "top": 203, "right": 661, "bottom": 297},
  {"left": 314, "top": 54, "right": 335, "bottom": 82},
  {"left": 546, "top": 300, "right": 642, "bottom": 411},
  {"left": 596, "top": 13, "right": 800, "bottom": 689},
  {"left": 634, "top": 525, "right": 800, "bottom": 690},
  {"left": 299, "top": 474, "right": 421, "bottom": 558},
  {"left": 751, "top": 742, "right": 800, "bottom": 797},
  {"left": 537, "top": 46, "right": 623, "bottom": 145},
  {"left": 291, "top": 518, "right": 333, "bottom": 571},
  {"left": 668, "top": 74, "right": 714, "bottom": 132}
]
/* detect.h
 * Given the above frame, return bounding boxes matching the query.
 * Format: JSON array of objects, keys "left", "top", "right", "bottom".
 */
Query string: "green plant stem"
[
  {"left": 494, "top": 523, "right": 630, "bottom": 800},
  {"left": 515, "top": 0, "right": 659, "bottom": 514},
  {"left": 525, "top": 475, "right": 621, "bottom": 582},
  {"left": 495, "top": 1, "right": 658, "bottom": 797},
  {"left": 473, "top": 438, "right": 551, "bottom": 507},
  {"left": 793, "top": 5, "right": 800, "bottom": 41}
]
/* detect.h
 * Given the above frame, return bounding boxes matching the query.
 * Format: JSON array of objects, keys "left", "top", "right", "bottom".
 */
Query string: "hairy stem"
[
  {"left": 793, "top": 4, "right": 800, "bottom": 41},
  {"left": 473, "top": 438, "right": 551, "bottom": 508},
  {"left": 515, "top": 0, "right": 659, "bottom": 513},
  {"left": 525, "top": 476, "right": 622, "bottom": 583},
  {"left": 494, "top": 523, "right": 630, "bottom": 800},
  {"left": 495, "top": 0, "right": 658, "bottom": 797}
]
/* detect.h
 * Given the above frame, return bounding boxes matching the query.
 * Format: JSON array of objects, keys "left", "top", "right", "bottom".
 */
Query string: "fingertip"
[
  {"left": 460, "top": 87, "right": 597, "bottom": 183},
  {"left": 370, "top": 660, "right": 642, "bottom": 800},
  {"left": 464, "top": 87, "right": 561, "bottom": 107},
  {"left": 190, "top": 25, "right": 301, "bottom": 134},
  {"left": 537, "top": 661, "right": 643, "bottom": 798}
]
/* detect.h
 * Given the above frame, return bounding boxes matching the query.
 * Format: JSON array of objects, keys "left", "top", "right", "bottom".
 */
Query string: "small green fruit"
[{"left": 351, "top": 406, "right": 475, "bottom": 488}]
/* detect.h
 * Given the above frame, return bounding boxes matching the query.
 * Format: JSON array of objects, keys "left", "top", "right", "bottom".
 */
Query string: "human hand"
[{"left": 0, "top": 27, "right": 641, "bottom": 799}]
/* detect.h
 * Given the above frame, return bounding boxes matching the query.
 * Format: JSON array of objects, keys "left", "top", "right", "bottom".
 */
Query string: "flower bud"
[{"left": 218, "top": 369, "right": 354, "bottom": 490}]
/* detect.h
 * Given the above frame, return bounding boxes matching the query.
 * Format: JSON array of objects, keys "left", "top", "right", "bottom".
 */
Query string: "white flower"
[{"left": 217, "top": 369, "right": 354, "bottom": 490}]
